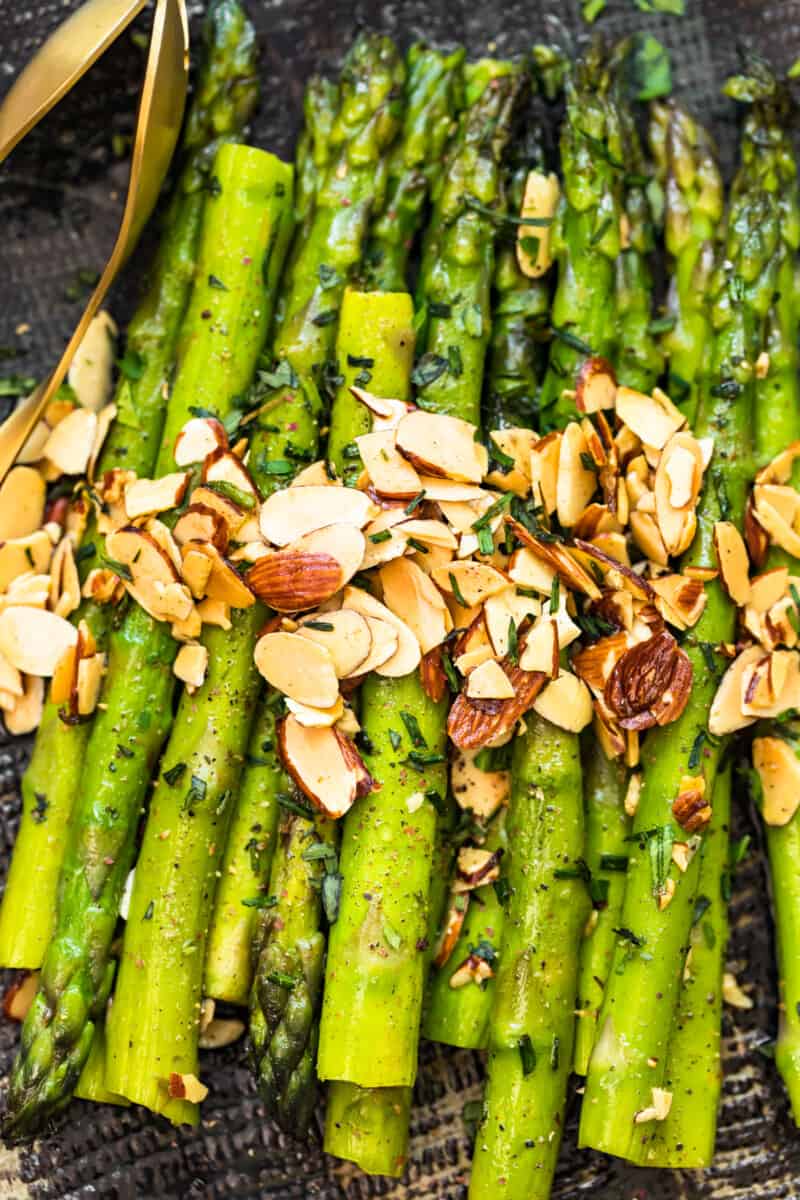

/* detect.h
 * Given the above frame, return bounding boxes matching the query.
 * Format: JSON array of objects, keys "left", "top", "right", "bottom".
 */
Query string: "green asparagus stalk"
[
  {"left": 579, "top": 183, "right": 781, "bottom": 1161},
  {"left": 74, "top": 1023, "right": 128, "bottom": 1107},
  {"left": 0, "top": 0, "right": 259, "bottom": 970},
  {"left": 4, "top": 145, "right": 294, "bottom": 1139},
  {"left": 364, "top": 43, "right": 465, "bottom": 292},
  {"left": 649, "top": 100, "right": 723, "bottom": 424},
  {"left": 469, "top": 718, "right": 589, "bottom": 1199},
  {"left": 244, "top": 35, "right": 407, "bottom": 1136},
  {"left": 321, "top": 67, "right": 522, "bottom": 1176},
  {"left": 538, "top": 46, "right": 623, "bottom": 428},
  {"left": 573, "top": 748, "right": 629, "bottom": 1075},
  {"left": 294, "top": 76, "right": 339, "bottom": 228}
]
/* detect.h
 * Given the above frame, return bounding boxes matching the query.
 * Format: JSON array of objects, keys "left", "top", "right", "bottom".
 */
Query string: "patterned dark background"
[{"left": 1, "top": 0, "right": 799, "bottom": 1196}]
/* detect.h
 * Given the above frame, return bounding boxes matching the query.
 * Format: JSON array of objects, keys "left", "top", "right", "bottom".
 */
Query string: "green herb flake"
[
  {"left": 518, "top": 1034, "right": 536, "bottom": 1076},
  {"left": 208, "top": 274, "right": 228, "bottom": 291},
  {"left": 163, "top": 762, "right": 187, "bottom": 787},
  {"left": 400, "top": 711, "right": 427, "bottom": 748}
]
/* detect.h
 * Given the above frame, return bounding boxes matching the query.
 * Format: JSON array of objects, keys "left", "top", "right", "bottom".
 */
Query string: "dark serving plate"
[{"left": 1, "top": 0, "right": 800, "bottom": 1195}]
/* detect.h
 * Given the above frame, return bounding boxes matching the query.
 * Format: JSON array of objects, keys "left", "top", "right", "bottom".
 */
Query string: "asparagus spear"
[
  {"left": 243, "top": 36, "right": 407, "bottom": 1135},
  {"left": 320, "top": 68, "right": 522, "bottom": 1176},
  {"left": 4, "top": 145, "right": 294, "bottom": 1139},
  {"left": 364, "top": 43, "right": 465, "bottom": 292},
  {"left": 579, "top": 181, "right": 781, "bottom": 1161},
  {"left": 294, "top": 76, "right": 339, "bottom": 228},
  {"left": 424, "top": 129, "right": 549, "bottom": 1050},
  {"left": 0, "top": 0, "right": 259, "bottom": 971},
  {"left": 538, "top": 45, "right": 623, "bottom": 429},
  {"left": 649, "top": 100, "right": 723, "bottom": 424},
  {"left": 469, "top": 718, "right": 589, "bottom": 1199}
]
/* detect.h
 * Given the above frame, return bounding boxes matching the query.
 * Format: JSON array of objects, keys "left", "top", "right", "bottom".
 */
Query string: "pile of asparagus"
[{"left": 2, "top": 3, "right": 800, "bottom": 1197}]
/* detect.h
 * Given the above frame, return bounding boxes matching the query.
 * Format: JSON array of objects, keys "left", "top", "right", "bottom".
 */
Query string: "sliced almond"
[
  {"left": 248, "top": 524, "right": 364, "bottom": 613},
  {"left": 466, "top": 658, "right": 515, "bottom": 700},
  {"left": 530, "top": 432, "right": 561, "bottom": 514},
  {"left": 67, "top": 310, "right": 117, "bottom": 411},
  {"left": 433, "top": 898, "right": 469, "bottom": 968},
  {"left": 350, "top": 385, "right": 412, "bottom": 434},
  {"left": 750, "top": 568, "right": 790, "bottom": 613},
  {"left": 343, "top": 616, "right": 398, "bottom": 677},
  {"left": 380, "top": 558, "right": 450, "bottom": 656},
  {"left": 455, "top": 846, "right": 503, "bottom": 891},
  {"left": 432, "top": 559, "right": 508, "bottom": 609},
  {"left": 87, "top": 402, "right": 116, "bottom": 481},
  {"left": 189, "top": 486, "right": 249, "bottom": 539},
  {"left": 517, "top": 169, "right": 559, "bottom": 277},
  {"left": 278, "top": 716, "right": 373, "bottom": 819},
  {"left": 752, "top": 489, "right": 800, "bottom": 558},
  {"left": 650, "top": 573, "right": 707, "bottom": 630},
  {"left": 355, "top": 430, "right": 422, "bottom": 498},
  {"left": 3, "top": 971, "right": 40, "bottom": 1021},
  {"left": 17, "top": 420, "right": 51, "bottom": 465},
  {"left": 174, "top": 643, "right": 209, "bottom": 691},
  {"left": 173, "top": 504, "right": 229, "bottom": 553},
  {"left": 713, "top": 521, "right": 751, "bottom": 606},
  {"left": 533, "top": 670, "right": 593, "bottom": 732},
  {"left": 181, "top": 547, "right": 215, "bottom": 600},
  {"left": 485, "top": 428, "right": 536, "bottom": 496},
  {"left": 508, "top": 546, "right": 556, "bottom": 594},
  {"left": 397, "top": 518, "right": 458, "bottom": 550},
  {"left": 0, "top": 607, "right": 77, "bottom": 675},
  {"left": 291, "top": 460, "right": 338, "bottom": 487},
  {"left": 556, "top": 422, "right": 597, "bottom": 528},
  {"left": 196, "top": 597, "right": 231, "bottom": 629},
  {"left": 50, "top": 536, "right": 81, "bottom": 619},
  {"left": 450, "top": 746, "right": 509, "bottom": 819},
  {"left": 448, "top": 658, "right": 547, "bottom": 750},
  {"left": 413, "top": 476, "right": 486, "bottom": 503},
  {"left": 0, "top": 467, "right": 46, "bottom": 540},
  {"left": 285, "top": 695, "right": 345, "bottom": 728},
  {"left": 171, "top": 608, "right": 203, "bottom": 642},
  {"left": 124, "top": 472, "right": 190, "bottom": 520},
  {"left": 756, "top": 440, "right": 800, "bottom": 486},
  {"left": 167, "top": 1072, "right": 208, "bottom": 1104},
  {"left": 106, "top": 525, "right": 180, "bottom": 594},
  {"left": 254, "top": 631, "right": 339, "bottom": 709},
  {"left": 654, "top": 433, "right": 703, "bottom": 556},
  {"left": 630, "top": 511, "right": 669, "bottom": 567},
  {"left": 296, "top": 610, "right": 372, "bottom": 678},
  {"left": 0, "top": 652, "right": 23, "bottom": 700},
  {"left": 184, "top": 543, "right": 254, "bottom": 609},
  {"left": 260, "top": 485, "right": 373, "bottom": 546},
  {"left": 483, "top": 588, "right": 540, "bottom": 657},
  {"left": 341, "top": 586, "right": 421, "bottom": 677},
  {"left": 576, "top": 356, "right": 617, "bottom": 414},
  {"left": 76, "top": 653, "right": 106, "bottom": 715},
  {"left": 4, "top": 674, "right": 45, "bottom": 734},
  {"left": 42, "top": 407, "right": 98, "bottom": 475},
  {"left": 395, "top": 411, "right": 486, "bottom": 483},
  {"left": 616, "top": 386, "right": 683, "bottom": 450},
  {"left": 174, "top": 416, "right": 228, "bottom": 467},
  {"left": 505, "top": 517, "right": 601, "bottom": 600},
  {"left": 708, "top": 645, "right": 763, "bottom": 735},
  {"left": 518, "top": 617, "right": 559, "bottom": 677},
  {"left": 753, "top": 735, "right": 800, "bottom": 826},
  {"left": 203, "top": 448, "right": 259, "bottom": 499},
  {"left": 0, "top": 530, "right": 53, "bottom": 592},
  {"left": 198, "top": 1017, "right": 246, "bottom": 1050}
]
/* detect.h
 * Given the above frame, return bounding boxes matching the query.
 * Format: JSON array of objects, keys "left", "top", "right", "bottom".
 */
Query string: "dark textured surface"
[{"left": 1, "top": 1, "right": 800, "bottom": 1196}]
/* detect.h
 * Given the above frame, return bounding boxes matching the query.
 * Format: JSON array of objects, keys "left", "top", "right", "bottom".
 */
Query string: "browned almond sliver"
[
  {"left": 190, "top": 486, "right": 250, "bottom": 538},
  {"left": 259, "top": 485, "right": 373, "bottom": 546},
  {"left": 42, "top": 407, "right": 98, "bottom": 475},
  {"left": 174, "top": 416, "right": 228, "bottom": 466},
  {"left": 571, "top": 538, "right": 654, "bottom": 603},
  {"left": 708, "top": 644, "right": 761, "bottom": 735},
  {"left": 433, "top": 897, "right": 469, "bottom": 969},
  {"left": 672, "top": 774, "right": 711, "bottom": 833},
  {"left": 341, "top": 586, "right": 421, "bottom": 677},
  {"left": 575, "top": 356, "right": 617, "bottom": 414},
  {"left": 713, "top": 521, "right": 751, "bottom": 606},
  {"left": 380, "top": 557, "right": 450, "bottom": 656},
  {"left": 124, "top": 472, "right": 191, "bottom": 520},
  {"left": 650, "top": 573, "right": 707, "bottom": 631},
  {"left": 451, "top": 745, "right": 509, "bottom": 819},
  {"left": 167, "top": 1072, "right": 208, "bottom": 1104},
  {"left": 615, "top": 385, "right": 684, "bottom": 450},
  {"left": 448, "top": 657, "right": 547, "bottom": 750},
  {"left": 533, "top": 670, "right": 594, "bottom": 733},
  {"left": 174, "top": 504, "right": 230, "bottom": 553},
  {"left": 3, "top": 971, "right": 40, "bottom": 1021},
  {"left": 296, "top": 610, "right": 373, "bottom": 678},
  {"left": 556, "top": 422, "right": 597, "bottom": 528},
  {"left": 254, "top": 631, "right": 339, "bottom": 708},
  {"left": 604, "top": 630, "right": 692, "bottom": 731},
  {"left": 355, "top": 430, "right": 422, "bottom": 498},
  {"left": 572, "top": 632, "right": 633, "bottom": 694},
  {"left": 0, "top": 466, "right": 46, "bottom": 540},
  {"left": 0, "top": 607, "right": 78, "bottom": 676},
  {"left": 278, "top": 715, "right": 374, "bottom": 819},
  {"left": 395, "top": 411, "right": 487, "bottom": 483},
  {"left": 455, "top": 846, "right": 503, "bottom": 892},
  {"left": 504, "top": 517, "right": 601, "bottom": 600},
  {"left": 202, "top": 447, "right": 260, "bottom": 498},
  {"left": 420, "top": 646, "right": 448, "bottom": 703},
  {"left": 4, "top": 675, "right": 45, "bottom": 735},
  {"left": 516, "top": 169, "right": 559, "bottom": 277},
  {"left": 753, "top": 735, "right": 800, "bottom": 826},
  {"left": 183, "top": 542, "right": 254, "bottom": 609},
  {"left": 350, "top": 385, "right": 413, "bottom": 433}
]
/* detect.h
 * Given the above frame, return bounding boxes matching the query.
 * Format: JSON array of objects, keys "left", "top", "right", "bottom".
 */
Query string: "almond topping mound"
[
  {"left": 604, "top": 631, "right": 691, "bottom": 732},
  {"left": 672, "top": 774, "right": 711, "bottom": 833},
  {"left": 278, "top": 716, "right": 374, "bottom": 819}
]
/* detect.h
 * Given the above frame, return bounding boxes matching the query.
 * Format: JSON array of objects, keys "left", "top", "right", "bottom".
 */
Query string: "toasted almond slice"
[
  {"left": 576, "top": 356, "right": 617, "bottom": 414},
  {"left": 355, "top": 430, "right": 422, "bottom": 498},
  {"left": 518, "top": 617, "right": 559, "bottom": 677},
  {"left": 360, "top": 521, "right": 409, "bottom": 569},
  {"left": 571, "top": 539, "right": 654, "bottom": 603},
  {"left": 296, "top": 610, "right": 372, "bottom": 678},
  {"left": 433, "top": 898, "right": 469, "bottom": 968},
  {"left": 708, "top": 645, "right": 762, "bottom": 735},
  {"left": 124, "top": 472, "right": 190, "bottom": 520},
  {"left": 508, "top": 546, "right": 556, "bottom": 594},
  {"left": 483, "top": 589, "right": 540, "bottom": 657},
  {"left": 197, "top": 597, "right": 232, "bottom": 629},
  {"left": 654, "top": 433, "right": 704, "bottom": 556},
  {"left": 181, "top": 548, "right": 215, "bottom": 600},
  {"left": 756, "top": 483, "right": 800, "bottom": 526},
  {"left": 0, "top": 651, "right": 23, "bottom": 699},
  {"left": 203, "top": 448, "right": 259, "bottom": 499},
  {"left": 198, "top": 1017, "right": 246, "bottom": 1050},
  {"left": 396, "top": 518, "right": 458, "bottom": 550},
  {"left": 87, "top": 402, "right": 117, "bottom": 482},
  {"left": 174, "top": 416, "right": 229, "bottom": 466},
  {"left": 630, "top": 511, "right": 669, "bottom": 567},
  {"left": 485, "top": 428, "right": 536, "bottom": 496},
  {"left": 432, "top": 560, "right": 508, "bottom": 608},
  {"left": 0, "top": 467, "right": 46, "bottom": 540},
  {"left": 174, "top": 643, "right": 209, "bottom": 692},
  {"left": 413, "top": 476, "right": 485, "bottom": 503},
  {"left": 753, "top": 735, "right": 800, "bottom": 826},
  {"left": 106, "top": 525, "right": 179, "bottom": 589},
  {"left": 3, "top": 971, "right": 40, "bottom": 1021},
  {"left": 260, "top": 485, "right": 374, "bottom": 546},
  {"left": 454, "top": 846, "right": 504, "bottom": 893},
  {"left": 380, "top": 558, "right": 450, "bottom": 656},
  {"left": 616, "top": 385, "right": 684, "bottom": 450},
  {"left": 750, "top": 568, "right": 789, "bottom": 613},
  {"left": 146, "top": 519, "right": 182, "bottom": 575},
  {"left": 530, "top": 432, "right": 561, "bottom": 515},
  {"left": 183, "top": 542, "right": 254, "bottom": 609},
  {"left": 450, "top": 746, "right": 509, "bottom": 819},
  {"left": 167, "top": 1072, "right": 208, "bottom": 1104},
  {"left": 350, "top": 385, "right": 413, "bottom": 434},
  {"left": 0, "top": 607, "right": 78, "bottom": 675},
  {"left": 173, "top": 504, "right": 229, "bottom": 553},
  {"left": 42, "top": 407, "right": 98, "bottom": 476},
  {"left": 44, "top": 396, "right": 75, "bottom": 429},
  {"left": 752, "top": 492, "right": 800, "bottom": 558},
  {"left": 291, "top": 460, "right": 338, "bottom": 487},
  {"left": 395, "top": 411, "right": 486, "bottom": 483},
  {"left": 454, "top": 644, "right": 495, "bottom": 675},
  {"left": 285, "top": 694, "right": 345, "bottom": 728},
  {"left": 650, "top": 574, "right": 707, "bottom": 630},
  {"left": 466, "top": 659, "right": 515, "bottom": 700},
  {"left": 2, "top": 575, "right": 50, "bottom": 611},
  {"left": 17, "top": 420, "right": 51, "bottom": 465},
  {"left": 505, "top": 517, "right": 602, "bottom": 600},
  {"left": 664, "top": 444, "right": 698, "bottom": 508},
  {"left": 343, "top": 616, "right": 399, "bottom": 677},
  {"left": 634, "top": 1087, "right": 673, "bottom": 1125},
  {"left": 50, "top": 644, "right": 77, "bottom": 705},
  {"left": 0, "top": 530, "right": 53, "bottom": 593},
  {"left": 76, "top": 653, "right": 106, "bottom": 715},
  {"left": 4, "top": 674, "right": 45, "bottom": 734},
  {"left": 756, "top": 440, "right": 800, "bottom": 486},
  {"left": 248, "top": 524, "right": 364, "bottom": 612},
  {"left": 171, "top": 607, "right": 203, "bottom": 642},
  {"left": 278, "top": 716, "right": 372, "bottom": 818},
  {"left": 67, "top": 310, "right": 117, "bottom": 411},
  {"left": 556, "top": 422, "right": 597, "bottom": 528},
  {"left": 50, "top": 536, "right": 81, "bottom": 619},
  {"left": 341, "top": 586, "right": 421, "bottom": 677},
  {"left": 517, "top": 169, "right": 559, "bottom": 277},
  {"left": 572, "top": 632, "right": 633, "bottom": 695},
  {"left": 448, "top": 657, "right": 547, "bottom": 750},
  {"left": 713, "top": 521, "right": 751, "bottom": 606},
  {"left": 254, "top": 631, "right": 339, "bottom": 708},
  {"left": 533, "top": 670, "right": 593, "bottom": 732}
]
